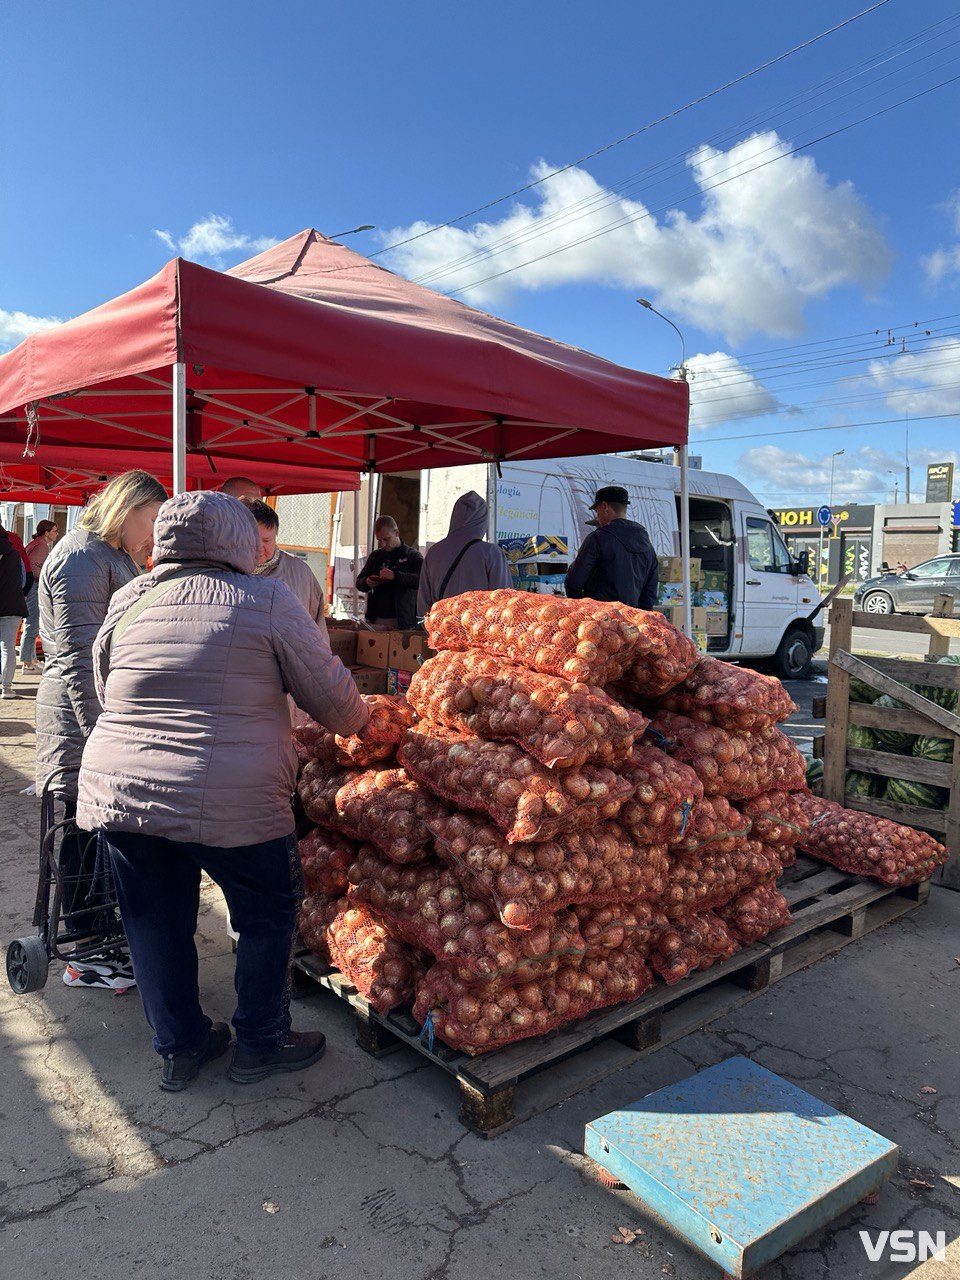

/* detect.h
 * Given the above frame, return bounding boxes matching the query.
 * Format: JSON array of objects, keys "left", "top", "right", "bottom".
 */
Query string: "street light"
[
  {"left": 636, "top": 299, "right": 692, "bottom": 639},
  {"left": 819, "top": 448, "right": 845, "bottom": 592},
  {"left": 886, "top": 469, "right": 899, "bottom": 503},
  {"left": 329, "top": 224, "right": 375, "bottom": 239}
]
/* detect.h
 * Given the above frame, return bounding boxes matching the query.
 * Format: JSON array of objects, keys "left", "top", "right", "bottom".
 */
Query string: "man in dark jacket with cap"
[{"left": 564, "top": 485, "right": 659, "bottom": 610}]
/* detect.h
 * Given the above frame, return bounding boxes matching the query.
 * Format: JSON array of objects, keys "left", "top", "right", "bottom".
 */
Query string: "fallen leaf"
[
  {"left": 617, "top": 1226, "right": 637, "bottom": 1242},
  {"left": 262, "top": 1199, "right": 280, "bottom": 1214},
  {"left": 908, "top": 1178, "right": 934, "bottom": 1191},
  {"left": 610, "top": 1235, "right": 624, "bottom": 1245},
  {"left": 920, "top": 1086, "right": 938, "bottom": 1095},
  {"left": 662, "top": 1266, "right": 676, "bottom": 1276}
]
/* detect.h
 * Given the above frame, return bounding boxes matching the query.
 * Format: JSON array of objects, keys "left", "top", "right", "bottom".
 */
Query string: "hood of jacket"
[
  {"left": 602, "top": 518, "right": 653, "bottom": 555},
  {"left": 447, "top": 491, "right": 489, "bottom": 539},
  {"left": 152, "top": 491, "right": 259, "bottom": 573}
]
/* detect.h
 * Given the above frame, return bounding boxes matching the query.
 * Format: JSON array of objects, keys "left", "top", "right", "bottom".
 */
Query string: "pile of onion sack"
[{"left": 289, "top": 604, "right": 943, "bottom": 1054}]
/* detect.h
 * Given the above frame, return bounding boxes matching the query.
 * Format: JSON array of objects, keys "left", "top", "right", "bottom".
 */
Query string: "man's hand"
[
  {"left": 378, "top": 567, "right": 395, "bottom": 582},
  {"left": 364, "top": 574, "right": 382, "bottom": 587}
]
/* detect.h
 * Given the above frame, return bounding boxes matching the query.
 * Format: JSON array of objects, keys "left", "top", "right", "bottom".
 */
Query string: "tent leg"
[
  {"left": 679, "top": 444, "right": 692, "bottom": 638},
  {"left": 486, "top": 463, "right": 498, "bottom": 544},
  {"left": 172, "top": 362, "right": 187, "bottom": 496},
  {"left": 352, "top": 487, "right": 360, "bottom": 621},
  {"left": 367, "top": 472, "right": 377, "bottom": 560}
]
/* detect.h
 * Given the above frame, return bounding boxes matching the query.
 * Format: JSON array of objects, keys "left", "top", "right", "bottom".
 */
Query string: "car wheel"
[
  {"left": 773, "top": 627, "right": 813, "bottom": 680},
  {"left": 861, "top": 590, "right": 894, "bottom": 615}
]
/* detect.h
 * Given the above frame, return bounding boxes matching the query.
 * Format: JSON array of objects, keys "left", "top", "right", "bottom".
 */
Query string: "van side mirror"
[{"left": 794, "top": 550, "right": 810, "bottom": 576}]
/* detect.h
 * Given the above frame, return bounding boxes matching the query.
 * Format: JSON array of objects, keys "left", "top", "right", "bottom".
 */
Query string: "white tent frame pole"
[
  {"left": 679, "top": 443, "right": 692, "bottom": 639},
  {"left": 352, "top": 487, "right": 360, "bottom": 621},
  {"left": 172, "top": 362, "right": 187, "bottom": 495}
]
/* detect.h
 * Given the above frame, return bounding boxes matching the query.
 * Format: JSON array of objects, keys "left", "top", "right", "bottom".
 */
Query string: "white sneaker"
[
  {"left": 62, "top": 960, "right": 136, "bottom": 992},
  {"left": 20, "top": 661, "right": 39, "bottom": 673},
  {"left": 1, "top": 687, "right": 16, "bottom": 699}
]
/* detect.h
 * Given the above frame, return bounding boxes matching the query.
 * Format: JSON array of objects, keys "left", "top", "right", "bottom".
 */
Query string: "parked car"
[{"left": 853, "top": 554, "right": 960, "bottom": 615}]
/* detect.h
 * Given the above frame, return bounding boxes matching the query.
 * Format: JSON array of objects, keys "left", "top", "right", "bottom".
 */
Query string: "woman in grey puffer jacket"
[{"left": 77, "top": 490, "right": 369, "bottom": 1092}]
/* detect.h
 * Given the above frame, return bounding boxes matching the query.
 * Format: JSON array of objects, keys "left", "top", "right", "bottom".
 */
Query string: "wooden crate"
[
  {"left": 821, "top": 596, "right": 960, "bottom": 889},
  {"left": 292, "top": 856, "right": 929, "bottom": 1137}
]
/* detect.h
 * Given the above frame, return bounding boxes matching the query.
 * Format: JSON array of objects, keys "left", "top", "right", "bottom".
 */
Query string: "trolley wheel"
[{"left": 6, "top": 936, "right": 50, "bottom": 994}]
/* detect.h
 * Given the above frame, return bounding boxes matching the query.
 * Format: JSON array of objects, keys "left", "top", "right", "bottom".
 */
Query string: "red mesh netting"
[
  {"left": 655, "top": 657, "right": 797, "bottom": 731},
  {"left": 297, "top": 760, "right": 444, "bottom": 864},
  {"left": 614, "top": 743, "right": 704, "bottom": 844},
  {"left": 669, "top": 795, "right": 751, "bottom": 857},
  {"left": 298, "top": 894, "right": 425, "bottom": 1015},
  {"left": 406, "top": 649, "right": 646, "bottom": 768},
  {"left": 346, "top": 845, "right": 586, "bottom": 983},
  {"left": 796, "top": 796, "right": 947, "bottom": 886},
  {"left": 292, "top": 695, "right": 415, "bottom": 767},
  {"left": 662, "top": 839, "right": 782, "bottom": 919},
  {"left": 738, "top": 790, "right": 813, "bottom": 847},
  {"left": 398, "top": 725, "right": 634, "bottom": 844},
  {"left": 426, "top": 809, "right": 669, "bottom": 930},
  {"left": 647, "top": 711, "right": 807, "bottom": 799},
  {"left": 298, "top": 827, "right": 361, "bottom": 897},
  {"left": 424, "top": 590, "right": 696, "bottom": 691},
  {"left": 649, "top": 911, "right": 740, "bottom": 985},
  {"left": 413, "top": 949, "right": 656, "bottom": 1054},
  {"left": 573, "top": 901, "right": 670, "bottom": 956},
  {"left": 718, "top": 884, "right": 793, "bottom": 946}
]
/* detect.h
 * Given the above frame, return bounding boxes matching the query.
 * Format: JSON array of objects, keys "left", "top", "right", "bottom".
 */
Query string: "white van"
[{"left": 415, "top": 455, "right": 824, "bottom": 678}]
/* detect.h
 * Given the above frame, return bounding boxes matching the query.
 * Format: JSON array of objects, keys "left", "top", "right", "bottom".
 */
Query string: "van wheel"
[{"left": 773, "top": 628, "right": 813, "bottom": 680}]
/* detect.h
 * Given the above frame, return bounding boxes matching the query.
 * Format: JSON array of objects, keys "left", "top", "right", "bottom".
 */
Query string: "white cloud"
[
  {"left": 0, "top": 306, "right": 62, "bottom": 352},
  {"left": 153, "top": 214, "right": 278, "bottom": 264},
  {"left": 865, "top": 338, "right": 960, "bottom": 417},
  {"left": 922, "top": 190, "right": 960, "bottom": 284},
  {"left": 685, "top": 351, "right": 779, "bottom": 428},
  {"left": 381, "top": 131, "right": 891, "bottom": 342},
  {"left": 737, "top": 442, "right": 960, "bottom": 506}
]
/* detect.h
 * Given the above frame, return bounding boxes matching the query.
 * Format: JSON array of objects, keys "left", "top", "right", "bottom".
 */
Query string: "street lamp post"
[
  {"left": 636, "top": 300, "right": 692, "bottom": 638},
  {"left": 329, "top": 224, "right": 375, "bottom": 239},
  {"left": 819, "top": 448, "right": 845, "bottom": 591}
]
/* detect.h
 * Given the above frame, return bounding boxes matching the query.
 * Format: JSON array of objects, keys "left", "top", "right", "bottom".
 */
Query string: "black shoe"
[
  {"left": 160, "top": 1021, "right": 232, "bottom": 1092},
  {"left": 228, "top": 1031, "right": 326, "bottom": 1084}
]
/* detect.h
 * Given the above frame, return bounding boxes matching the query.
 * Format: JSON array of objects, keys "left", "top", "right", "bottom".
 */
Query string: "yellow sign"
[{"left": 775, "top": 508, "right": 850, "bottom": 528}]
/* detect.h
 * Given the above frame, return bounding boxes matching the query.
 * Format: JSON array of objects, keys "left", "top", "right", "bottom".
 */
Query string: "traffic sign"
[{"left": 817, "top": 505, "right": 832, "bottom": 527}]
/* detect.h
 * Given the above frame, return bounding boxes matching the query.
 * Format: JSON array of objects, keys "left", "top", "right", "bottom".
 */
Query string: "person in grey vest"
[
  {"left": 564, "top": 485, "right": 659, "bottom": 609},
  {"left": 417, "top": 492, "right": 510, "bottom": 616}
]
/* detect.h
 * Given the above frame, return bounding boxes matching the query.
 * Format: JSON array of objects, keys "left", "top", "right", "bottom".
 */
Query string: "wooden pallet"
[
  {"left": 292, "top": 855, "right": 930, "bottom": 1137},
  {"left": 816, "top": 596, "right": 960, "bottom": 889}
]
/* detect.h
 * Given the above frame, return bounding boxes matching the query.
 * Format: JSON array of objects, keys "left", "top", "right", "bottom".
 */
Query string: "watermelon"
[
  {"left": 845, "top": 769, "right": 885, "bottom": 798},
  {"left": 846, "top": 724, "right": 877, "bottom": 751},
  {"left": 909, "top": 654, "right": 960, "bottom": 713},
  {"left": 848, "top": 678, "right": 880, "bottom": 704},
  {"left": 805, "top": 757, "right": 824, "bottom": 786},
  {"left": 872, "top": 694, "right": 916, "bottom": 753},
  {"left": 884, "top": 777, "right": 947, "bottom": 809},
  {"left": 912, "top": 735, "right": 954, "bottom": 762}
]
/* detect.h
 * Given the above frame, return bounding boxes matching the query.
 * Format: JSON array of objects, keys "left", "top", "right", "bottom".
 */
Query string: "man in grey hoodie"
[{"left": 417, "top": 491, "right": 511, "bottom": 616}]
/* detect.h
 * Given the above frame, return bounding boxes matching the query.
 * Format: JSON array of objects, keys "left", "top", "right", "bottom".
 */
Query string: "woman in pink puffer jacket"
[{"left": 77, "top": 490, "right": 368, "bottom": 1092}]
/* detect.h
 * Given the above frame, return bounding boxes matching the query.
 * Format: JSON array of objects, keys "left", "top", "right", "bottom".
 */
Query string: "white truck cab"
[{"left": 419, "top": 455, "right": 823, "bottom": 678}]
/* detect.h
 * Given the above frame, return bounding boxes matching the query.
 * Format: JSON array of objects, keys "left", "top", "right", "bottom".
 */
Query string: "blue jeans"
[
  {"left": 0, "top": 615, "right": 20, "bottom": 688},
  {"left": 105, "top": 830, "right": 303, "bottom": 1056},
  {"left": 19, "top": 586, "right": 40, "bottom": 663}
]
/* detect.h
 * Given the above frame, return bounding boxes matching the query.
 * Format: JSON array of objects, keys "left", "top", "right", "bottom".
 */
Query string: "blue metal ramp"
[{"left": 585, "top": 1056, "right": 897, "bottom": 1277}]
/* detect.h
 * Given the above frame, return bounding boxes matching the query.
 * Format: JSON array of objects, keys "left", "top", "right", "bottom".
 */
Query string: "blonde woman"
[{"left": 36, "top": 470, "right": 167, "bottom": 985}]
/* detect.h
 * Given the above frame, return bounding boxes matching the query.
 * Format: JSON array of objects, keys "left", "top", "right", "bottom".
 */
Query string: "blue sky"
[{"left": 3, "top": 0, "right": 960, "bottom": 508}]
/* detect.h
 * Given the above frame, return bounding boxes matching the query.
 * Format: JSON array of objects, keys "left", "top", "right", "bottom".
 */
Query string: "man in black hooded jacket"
[{"left": 564, "top": 486, "right": 659, "bottom": 609}]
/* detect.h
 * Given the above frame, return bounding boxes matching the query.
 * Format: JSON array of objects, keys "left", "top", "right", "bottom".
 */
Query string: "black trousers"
[{"left": 105, "top": 830, "right": 303, "bottom": 1057}]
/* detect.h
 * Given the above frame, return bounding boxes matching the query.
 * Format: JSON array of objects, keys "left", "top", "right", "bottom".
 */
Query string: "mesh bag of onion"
[
  {"left": 649, "top": 911, "right": 740, "bottom": 985},
  {"left": 669, "top": 795, "right": 751, "bottom": 857},
  {"left": 573, "top": 901, "right": 669, "bottom": 956},
  {"left": 292, "top": 695, "right": 415, "bottom": 767},
  {"left": 662, "top": 839, "right": 783, "bottom": 919},
  {"left": 298, "top": 826, "right": 361, "bottom": 898},
  {"left": 797, "top": 797, "right": 947, "bottom": 886},
  {"left": 398, "top": 725, "right": 634, "bottom": 844},
  {"left": 413, "top": 949, "right": 656, "bottom": 1054},
  {"left": 614, "top": 743, "right": 704, "bottom": 844},
  {"left": 426, "top": 809, "right": 669, "bottom": 930},
  {"left": 718, "top": 884, "right": 793, "bottom": 946},
  {"left": 297, "top": 760, "right": 443, "bottom": 864},
  {"left": 347, "top": 845, "right": 586, "bottom": 983},
  {"left": 406, "top": 649, "right": 646, "bottom": 768},
  {"left": 654, "top": 657, "right": 797, "bottom": 731},
  {"left": 298, "top": 894, "right": 425, "bottom": 1015},
  {"left": 738, "top": 790, "right": 812, "bottom": 848},
  {"left": 647, "top": 711, "right": 807, "bottom": 799},
  {"left": 424, "top": 590, "right": 697, "bottom": 690}
]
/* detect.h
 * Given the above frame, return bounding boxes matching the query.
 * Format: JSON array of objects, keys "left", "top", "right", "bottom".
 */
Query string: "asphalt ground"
[{"left": 1, "top": 670, "right": 958, "bottom": 1280}]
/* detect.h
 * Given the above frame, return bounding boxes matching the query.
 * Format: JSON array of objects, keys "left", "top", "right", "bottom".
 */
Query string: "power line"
[
  {"left": 368, "top": 1, "right": 893, "bottom": 260},
  {"left": 699, "top": 409, "right": 960, "bottom": 443}
]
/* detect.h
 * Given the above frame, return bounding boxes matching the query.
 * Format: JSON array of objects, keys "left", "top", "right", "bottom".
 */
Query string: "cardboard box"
[
  {"left": 350, "top": 666, "right": 388, "bottom": 694},
  {"left": 705, "top": 610, "right": 729, "bottom": 636},
  {"left": 693, "top": 630, "right": 708, "bottom": 654},
  {"left": 326, "top": 628, "right": 357, "bottom": 666},
  {"left": 701, "top": 570, "right": 728, "bottom": 592},
  {"left": 657, "top": 582, "right": 687, "bottom": 607},
  {"left": 355, "top": 632, "right": 391, "bottom": 669},
  {"left": 386, "top": 667, "right": 413, "bottom": 697},
  {"left": 388, "top": 630, "right": 434, "bottom": 673},
  {"left": 658, "top": 555, "right": 702, "bottom": 583},
  {"left": 658, "top": 606, "right": 707, "bottom": 632},
  {"left": 699, "top": 589, "right": 729, "bottom": 611}
]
